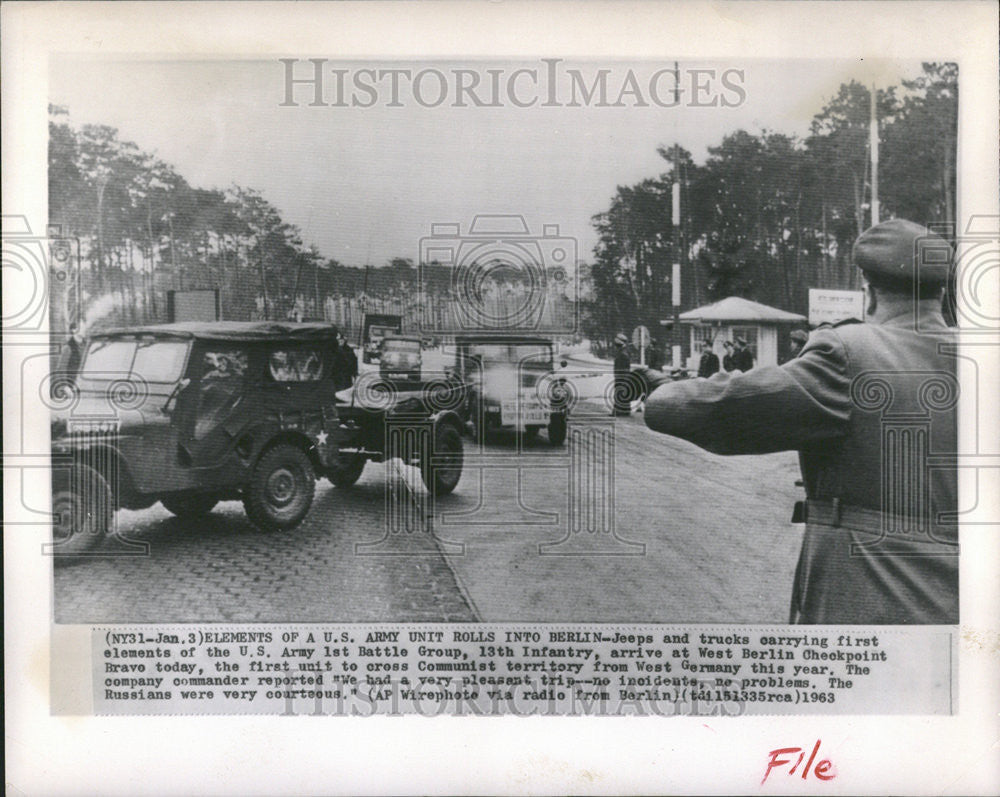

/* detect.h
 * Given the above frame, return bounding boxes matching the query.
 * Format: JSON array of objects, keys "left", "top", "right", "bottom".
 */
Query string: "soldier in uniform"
[
  {"left": 721, "top": 340, "right": 736, "bottom": 372},
  {"left": 697, "top": 340, "right": 720, "bottom": 378},
  {"left": 333, "top": 331, "right": 359, "bottom": 390},
  {"left": 732, "top": 336, "right": 755, "bottom": 371},
  {"left": 640, "top": 219, "right": 958, "bottom": 624}
]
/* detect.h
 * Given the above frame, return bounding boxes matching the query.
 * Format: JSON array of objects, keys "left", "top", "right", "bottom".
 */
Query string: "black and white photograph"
[
  {"left": 43, "top": 55, "right": 963, "bottom": 626},
  {"left": 4, "top": 1, "right": 998, "bottom": 794}
]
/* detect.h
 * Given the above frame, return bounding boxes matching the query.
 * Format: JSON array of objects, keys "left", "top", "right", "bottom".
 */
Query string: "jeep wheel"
[
  {"left": 161, "top": 493, "right": 219, "bottom": 519},
  {"left": 548, "top": 414, "right": 567, "bottom": 446},
  {"left": 52, "top": 466, "right": 112, "bottom": 563},
  {"left": 243, "top": 444, "right": 315, "bottom": 531},
  {"left": 326, "top": 456, "right": 366, "bottom": 488},
  {"left": 421, "top": 423, "right": 463, "bottom": 496}
]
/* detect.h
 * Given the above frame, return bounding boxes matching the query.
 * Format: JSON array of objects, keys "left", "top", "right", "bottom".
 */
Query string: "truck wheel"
[
  {"left": 161, "top": 493, "right": 219, "bottom": 518},
  {"left": 421, "top": 423, "right": 463, "bottom": 496},
  {"left": 548, "top": 414, "right": 567, "bottom": 446},
  {"left": 52, "top": 465, "right": 112, "bottom": 563},
  {"left": 326, "top": 456, "right": 366, "bottom": 488},
  {"left": 243, "top": 444, "right": 315, "bottom": 531}
]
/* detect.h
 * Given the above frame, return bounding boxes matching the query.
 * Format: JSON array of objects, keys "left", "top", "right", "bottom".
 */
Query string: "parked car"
[
  {"left": 379, "top": 335, "right": 423, "bottom": 383},
  {"left": 49, "top": 321, "right": 464, "bottom": 561},
  {"left": 454, "top": 335, "right": 569, "bottom": 446}
]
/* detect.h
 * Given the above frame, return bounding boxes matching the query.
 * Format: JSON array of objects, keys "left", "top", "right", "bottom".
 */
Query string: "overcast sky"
[{"left": 51, "top": 57, "right": 927, "bottom": 268}]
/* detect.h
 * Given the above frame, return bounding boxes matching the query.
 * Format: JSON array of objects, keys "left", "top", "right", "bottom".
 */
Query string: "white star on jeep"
[{"left": 316, "top": 430, "right": 328, "bottom": 446}]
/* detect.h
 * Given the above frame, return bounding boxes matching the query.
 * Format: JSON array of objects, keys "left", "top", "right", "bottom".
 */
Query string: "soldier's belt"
[
  {"left": 798, "top": 499, "right": 956, "bottom": 542},
  {"left": 799, "top": 499, "right": 880, "bottom": 530}
]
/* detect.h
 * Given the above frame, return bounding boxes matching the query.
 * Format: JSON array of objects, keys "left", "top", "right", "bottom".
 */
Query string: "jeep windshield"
[
  {"left": 467, "top": 343, "right": 552, "bottom": 369},
  {"left": 384, "top": 339, "right": 421, "bottom": 353},
  {"left": 78, "top": 337, "right": 190, "bottom": 387}
]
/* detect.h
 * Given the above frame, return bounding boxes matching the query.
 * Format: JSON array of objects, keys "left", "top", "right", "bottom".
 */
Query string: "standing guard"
[{"left": 641, "top": 219, "right": 958, "bottom": 624}]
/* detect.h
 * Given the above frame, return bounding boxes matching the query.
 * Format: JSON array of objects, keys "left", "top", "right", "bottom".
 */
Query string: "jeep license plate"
[{"left": 500, "top": 397, "right": 548, "bottom": 428}]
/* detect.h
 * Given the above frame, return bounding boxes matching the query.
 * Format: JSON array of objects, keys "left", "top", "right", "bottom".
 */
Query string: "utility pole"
[
  {"left": 314, "top": 261, "right": 321, "bottom": 319},
  {"left": 359, "top": 264, "right": 370, "bottom": 346},
  {"left": 671, "top": 61, "right": 683, "bottom": 370},
  {"left": 870, "top": 81, "right": 879, "bottom": 226}
]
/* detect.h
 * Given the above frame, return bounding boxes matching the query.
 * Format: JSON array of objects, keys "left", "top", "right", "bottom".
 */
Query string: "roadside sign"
[
  {"left": 167, "top": 289, "right": 220, "bottom": 322},
  {"left": 808, "top": 289, "right": 864, "bottom": 326}
]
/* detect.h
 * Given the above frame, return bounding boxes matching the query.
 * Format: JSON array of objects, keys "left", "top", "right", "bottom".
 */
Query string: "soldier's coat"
[{"left": 645, "top": 301, "right": 958, "bottom": 624}]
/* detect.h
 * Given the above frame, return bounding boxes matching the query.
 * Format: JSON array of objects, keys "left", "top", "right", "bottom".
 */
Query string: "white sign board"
[
  {"left": 808, "top": 288, "right": 864, "bottom": 326},
  {"left": 168, "top": 288, "right": 220, "bottom": 322}
]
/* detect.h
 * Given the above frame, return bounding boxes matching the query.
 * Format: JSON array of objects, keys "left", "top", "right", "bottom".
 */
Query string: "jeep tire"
[
  {"left": 161, "top": 493, "right": 219, "bottom": 519},
  {"left": 243, "top": 444, "right": 315, "bottom": 531},
  {"left": 326, "top": 455, "right": 366, "bottom": 488},
  {"left": 421, "top": 422, "right": 463, "bottom": 496},
  {"left": 51, "top": 465, "right": 112, "bottom": 563}
]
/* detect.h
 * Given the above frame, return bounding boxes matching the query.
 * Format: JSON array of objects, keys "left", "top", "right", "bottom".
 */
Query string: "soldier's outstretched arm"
[{"left": 643, "top": 328, "right": 852, "bottom": 455}]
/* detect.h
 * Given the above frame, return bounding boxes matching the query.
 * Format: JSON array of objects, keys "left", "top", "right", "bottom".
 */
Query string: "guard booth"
[{"left": 671, "top": 296, "right": 807, "bottom": 368}]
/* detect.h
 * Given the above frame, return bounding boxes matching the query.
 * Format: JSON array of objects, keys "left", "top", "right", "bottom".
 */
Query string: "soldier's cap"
[
  {"left": 614, "top": 333, "right": 628, "bottom": 346},
  {"left": 853, "top": 218, "right": 952, "bottom": 285},
  {"left": 790, "top": 329, "right": 809, "bottom": 344},
  {"left": 735, "top": 336, "right": 748, "bottom": 346}
]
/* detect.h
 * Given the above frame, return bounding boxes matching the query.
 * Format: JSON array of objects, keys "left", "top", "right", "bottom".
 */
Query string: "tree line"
[
  {"left": 49, "top": 62, "right": 955, "bottom": 342},
  {"left": 48, "top": 108, "right": 485, "bottom": 330},
  {"left": 584, "top": 63, "right": 957, "bottom": 345}
]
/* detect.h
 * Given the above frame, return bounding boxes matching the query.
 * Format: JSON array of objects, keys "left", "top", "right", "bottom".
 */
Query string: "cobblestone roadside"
[{"left": 53, "top": 463, "right": 477, "bottom": 624}]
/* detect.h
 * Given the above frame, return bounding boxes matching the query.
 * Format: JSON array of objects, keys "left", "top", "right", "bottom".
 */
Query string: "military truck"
[
  {"left": 378, "top": 335, "right": 423, "bottom": 383},
  {"left": 361, "top": 313, "right": 403, "bottom": 363},
  {"left": 454, "top": 334, "right": 570, "bottom": 446}
]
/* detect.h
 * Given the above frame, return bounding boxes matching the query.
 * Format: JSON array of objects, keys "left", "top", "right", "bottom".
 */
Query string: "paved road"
[
  {"left": 434, "top": 407, "right": 802, "bottom": 623},
  {"left": 53, "top": 405, "right": 802, "bottom": 624}
]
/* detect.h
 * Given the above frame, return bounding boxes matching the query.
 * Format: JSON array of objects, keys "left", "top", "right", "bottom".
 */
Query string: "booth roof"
[{"left": 676, "top": 296, "right": 807, "bottom": 324}]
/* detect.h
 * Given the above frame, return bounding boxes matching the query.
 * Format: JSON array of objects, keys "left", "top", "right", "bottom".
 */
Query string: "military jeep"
[
  {"left": 49, "top": 321, "right": 465, "bottom": 560},
  {"left": 455, "top": 335, "right": 570, "bottom": 446}
]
